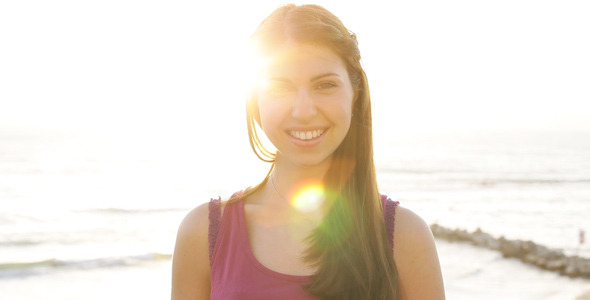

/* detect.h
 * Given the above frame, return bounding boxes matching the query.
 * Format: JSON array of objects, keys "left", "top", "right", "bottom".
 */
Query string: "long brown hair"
[{"left": 239, "top": 4, "right": 399, "bottom": 299}]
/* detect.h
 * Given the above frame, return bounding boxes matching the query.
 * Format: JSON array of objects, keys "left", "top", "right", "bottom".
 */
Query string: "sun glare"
[
  {"left": 238, "top": 39, "right": 264, "bottom": 94},
  {"left": 290, "top": 181, "right": 326, "bottom": 213}
]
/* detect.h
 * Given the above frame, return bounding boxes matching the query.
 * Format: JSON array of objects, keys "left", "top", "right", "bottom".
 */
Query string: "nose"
[{"left": 291, "top": 89, "right": 317, "bottom": 121}]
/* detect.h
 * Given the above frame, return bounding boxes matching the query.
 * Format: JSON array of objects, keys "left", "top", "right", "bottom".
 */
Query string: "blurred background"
[{"left": 1, "top": 0, "right": 589, "bottom": 299}]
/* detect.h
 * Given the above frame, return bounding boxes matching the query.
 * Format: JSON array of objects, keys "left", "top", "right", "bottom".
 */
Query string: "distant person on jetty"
[{"left": 171, "top": 4, "right": 445, "bottom": 299}]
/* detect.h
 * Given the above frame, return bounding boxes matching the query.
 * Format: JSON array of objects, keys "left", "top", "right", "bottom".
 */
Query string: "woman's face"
[{"left": 257, "top": 42, "right": 355, "bottom": 168}]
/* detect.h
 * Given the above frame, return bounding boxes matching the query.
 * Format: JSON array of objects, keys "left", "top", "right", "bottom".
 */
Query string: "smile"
[{"left": 289, "top": 129, "right": 325, "bottom": 141}]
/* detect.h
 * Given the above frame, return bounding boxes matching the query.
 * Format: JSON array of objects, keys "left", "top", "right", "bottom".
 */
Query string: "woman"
[{"left": 172, "top": 4, "right": 445, "bottom": 299}]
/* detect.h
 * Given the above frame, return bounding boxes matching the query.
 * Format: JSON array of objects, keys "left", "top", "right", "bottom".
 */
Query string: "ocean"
[{"left": 1, "top": 129, "right": 589, "bottom": 299}]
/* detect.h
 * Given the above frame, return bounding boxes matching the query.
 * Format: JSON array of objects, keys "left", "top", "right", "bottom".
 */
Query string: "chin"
[{"left": 287, "top": 154, "right": 333, "bottom": 169}]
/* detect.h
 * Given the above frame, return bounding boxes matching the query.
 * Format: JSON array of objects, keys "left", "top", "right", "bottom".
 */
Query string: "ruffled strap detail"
[
  {"left": 208, "top": 190, "right": 246, "bottom": 266},
  {"left": 381, "top": 195, "right": 400, "bottom": 250},
  {"left": 208, "top": 197, "right": 222, "bottom": 266}
]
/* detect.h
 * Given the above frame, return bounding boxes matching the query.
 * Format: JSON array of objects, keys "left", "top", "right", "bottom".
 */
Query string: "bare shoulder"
[
  {"left": 393, "top": 206, "right": 446, "bottom": 300},
  {"left": 394, "top": 206, "right": 433, "bottom": 242},
  {"left": 178, "top": 202, "right": 210, "bottom": 239},
  {"left": 176, "top": 200, "right": 226, "bottom": 242},
  {"left": 171, "top": 202, "right": 212, "bottom": 300}
]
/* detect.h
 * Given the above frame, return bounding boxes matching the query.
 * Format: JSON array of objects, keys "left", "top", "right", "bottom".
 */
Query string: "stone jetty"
[{"left": 430, "top": 224, "right": 590, "bottom": 279}]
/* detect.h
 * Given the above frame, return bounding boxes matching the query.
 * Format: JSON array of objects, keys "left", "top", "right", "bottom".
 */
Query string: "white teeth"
[{"left": 289, "top": 129, "right": 325, "bottom": 141}]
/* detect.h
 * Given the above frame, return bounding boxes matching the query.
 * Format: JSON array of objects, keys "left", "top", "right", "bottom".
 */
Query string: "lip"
[{"left": 286, "top": 127, "right": 329, "bottom": 148}]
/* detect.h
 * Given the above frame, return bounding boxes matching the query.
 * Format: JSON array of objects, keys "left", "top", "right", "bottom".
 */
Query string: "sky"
[{"left": 1, "top": 0, "right": 589, "bottom": 142}]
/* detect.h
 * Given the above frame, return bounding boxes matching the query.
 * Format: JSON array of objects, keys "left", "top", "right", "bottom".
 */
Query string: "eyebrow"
[
  {"left": 269, "top": 72, "right": 341, "bottom": 83},
  {"left": 310, "top": 73, "right": 340, "bottom": 82}
]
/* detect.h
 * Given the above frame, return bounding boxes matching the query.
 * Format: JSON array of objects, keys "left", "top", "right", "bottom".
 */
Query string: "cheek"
[
  {"left": 341, "top": 109, "right": 353, "bottom": 132},
  {"left": 339, "top": 95, "right": 355, "bottom": 133},
  {"left": 257, "top": 97, "right": 284, "bottom": 131},
  {"left": 334, "top": 105, "right": 352, "bottom": 122},
  {"left": 337, "top": 93, "right": 355, "bottom": 121}
]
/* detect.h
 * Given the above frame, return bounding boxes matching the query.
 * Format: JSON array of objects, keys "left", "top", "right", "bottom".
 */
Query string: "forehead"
[{"left": 259, "top": 42, "right": 348, "bottom": 79}]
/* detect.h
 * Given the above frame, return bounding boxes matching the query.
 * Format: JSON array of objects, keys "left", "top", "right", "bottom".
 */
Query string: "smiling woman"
[
  {"left": 256, "top": 43, "right": 355, "bottom": 168},
  {"left": 171, "top": 4, "right": 445, "bottom": 300},
  {"left": 2, "top": 1, "right": 589, "bottom": 300}
]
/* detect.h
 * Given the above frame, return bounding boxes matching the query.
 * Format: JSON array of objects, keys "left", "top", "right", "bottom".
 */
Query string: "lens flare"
[{"left": 290, "top": 182, "right": 325, "bottom": 213}]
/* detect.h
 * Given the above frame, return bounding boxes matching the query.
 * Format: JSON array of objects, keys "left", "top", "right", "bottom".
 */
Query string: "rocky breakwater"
[{"left": 431, "top": 224, "right": 590, "bottom": 279}]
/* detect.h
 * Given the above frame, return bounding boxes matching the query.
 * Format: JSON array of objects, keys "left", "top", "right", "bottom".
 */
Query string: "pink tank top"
[{"left": 208, "top": 193, "right": 399, "bottom": 300}]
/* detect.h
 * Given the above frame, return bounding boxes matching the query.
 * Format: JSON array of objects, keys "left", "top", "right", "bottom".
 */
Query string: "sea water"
[{"left": 1, "top": 129, "right": 589, "bottom": 299}]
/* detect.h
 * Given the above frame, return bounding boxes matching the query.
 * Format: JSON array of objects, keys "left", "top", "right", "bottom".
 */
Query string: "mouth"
[{"left": 288, "top": 129, "right": 326, "bottom": 141}]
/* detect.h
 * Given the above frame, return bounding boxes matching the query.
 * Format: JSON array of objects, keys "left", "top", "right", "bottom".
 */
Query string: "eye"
[
  {"left": 316, "top": 81, "right": 337, "bottom": 90},
  {"left": 264, "top": 82, "right": 293, "bottom": 95}
]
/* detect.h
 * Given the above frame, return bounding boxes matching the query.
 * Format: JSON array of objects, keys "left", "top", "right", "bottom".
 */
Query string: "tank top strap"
[
  {"left": 208, "top": 197, "right": 222, "bottom": 265},
  {"left": 208, "top": 190, "right": 247, "bottom": 265},
  {"left": 381, "top": 194, "right": 400, "bottom": 250}
]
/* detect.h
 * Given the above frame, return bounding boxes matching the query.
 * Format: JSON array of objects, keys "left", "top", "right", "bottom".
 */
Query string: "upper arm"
[
  {"left": 171, "top": 202, "right": 211, "bottom": 300},
  {"left": 393, "top": 206, "right": 445, "bottom": 300}
]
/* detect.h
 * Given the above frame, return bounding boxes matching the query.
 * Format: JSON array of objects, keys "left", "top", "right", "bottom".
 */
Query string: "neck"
[{"left": 263, "top": 154, "right": 332, "bottom": 208}]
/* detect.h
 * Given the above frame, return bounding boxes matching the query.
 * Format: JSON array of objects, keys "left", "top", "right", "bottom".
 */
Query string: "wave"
[
  {"left": 75, "top": 207, "right": 187, "bottom": 214},
  {"left": 0, "top": 239, "right": 42, "bottom": 247},
  {"left": 0, "top": 252, "right": 172, "bottom": 279},
  {"left": 377, "top": 167, "right": 470, "bottom": 174},
  {"left": 377, "top": 168, "right": 590, "bottom": 185},
  {"left": 474, "top": 178, "right": 590, "bottom": 186}
]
